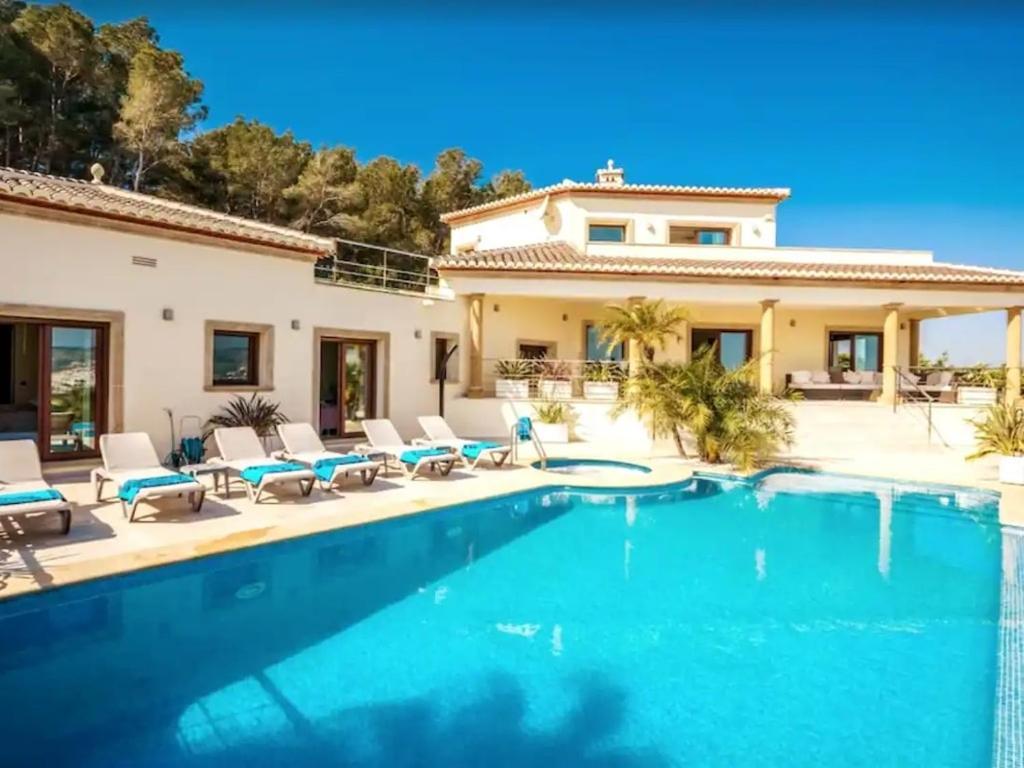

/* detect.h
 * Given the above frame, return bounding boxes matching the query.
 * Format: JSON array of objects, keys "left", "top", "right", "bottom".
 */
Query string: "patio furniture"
[
  {"left": 93, "top": 432, "right": 206, "bottom": 521},
  {"left": 275, "top": 422, "right": 381, "bottom": 489},
  {"left": 210, "top": 427, "right": 315, "bottom": 503},
  {"left": 358, "top": 419, "right": 457, "bottom": 478},
  {"left": 178, "top": 462, "right": 232, "bottom": 495},
  {"left": 786, "top": 370, "right": 880, "bottom": 400},
  {"left": 0, "top": 439, "right": 72, "bottom": 534},
  {"left": 415, "top": 415, "right": 511, "bottom": 470}
]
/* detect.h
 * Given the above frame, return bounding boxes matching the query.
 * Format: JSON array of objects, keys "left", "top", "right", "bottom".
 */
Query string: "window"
[
  {"left": 431, "top": 333, "right": 459, "bottom": 382},
  {"left": 205, "top": 321, "right": 273, "bottom": 391},
  {"left": 828, "top": 332, "right": 882, "bottom": 372},
  {"left": 691, "top": 328, "right": 753, "bottom": 370},
  {"left": 518, "top": 342, "right": 554, "bottom": 359},
  {"left": 212, "top": 331, "right": 259, "bottom": 386},
  {"left": 588, "top": 224, "right": 627, "bottom": 243},
  {"left": 585, "top": 323, "right": 624, "bottom": 361},
  {"left": 669, "top": 226, "right": 731, "bottom": 246}
]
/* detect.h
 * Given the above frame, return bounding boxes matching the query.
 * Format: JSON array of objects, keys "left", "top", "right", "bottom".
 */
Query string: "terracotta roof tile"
[
  {"left": 0, "top": 166, "right": 336, "bottom": 256},
  {"left": 440, "top": 180, "right": 791, "bottom": 222},
  {"left": 438, "top": 242, "right": 1024, "bottom": 287}
]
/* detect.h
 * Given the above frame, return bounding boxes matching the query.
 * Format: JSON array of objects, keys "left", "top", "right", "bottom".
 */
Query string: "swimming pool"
[
  {"left": 531, "top": 458, "right": 652, "bottom": 476},
  {"left": 0, "top": 469, "right": 1018, "bottom": 767}
]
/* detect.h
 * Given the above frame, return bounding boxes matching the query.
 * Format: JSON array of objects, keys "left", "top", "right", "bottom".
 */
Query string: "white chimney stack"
[{"left": 595, "top": 159, "right": 625, "bottom": 186}]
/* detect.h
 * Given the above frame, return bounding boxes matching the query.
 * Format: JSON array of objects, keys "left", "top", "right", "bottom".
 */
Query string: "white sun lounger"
[
  {"left": 358, "top": 419, "right": 457, "bottom": 478},
  {"left": 0, "top": 440, "right": 72, "bottom": 534},
  {"left": 415, "top": 415, "right": 511, "bottom": 470},
  {"left": 92, "top": 433, "right": 206, "bottom": 521},
  {"left": 275, "top": 423, "right": 381, "bottom": 490},
  {"left": 211, "top": 427, "right": 315, "bottom": 503}
]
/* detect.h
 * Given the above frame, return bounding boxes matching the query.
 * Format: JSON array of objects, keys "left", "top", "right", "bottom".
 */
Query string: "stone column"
[
  {"left": 1006, "top": 307, "right": 1022, "bottom": 407},
  {"left": 908, "top": 319, "right": 921, "bottom": 369},
  {"left": 759, "top": 300, "right": 778, "bottom": 395},
  {"left": 626, "top": 295, "right": 645, "bottom": 378},
  {"left": 468, "top": 293, "right": 485, "bottom": 398},
  {"left": 880, "top": 303, "right": 902, "bottom": 405}
]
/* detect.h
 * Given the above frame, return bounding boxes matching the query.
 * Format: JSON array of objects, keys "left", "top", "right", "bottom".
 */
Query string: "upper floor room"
[{"left": 442, "top": 160, "right": 790, "bottom": 255}]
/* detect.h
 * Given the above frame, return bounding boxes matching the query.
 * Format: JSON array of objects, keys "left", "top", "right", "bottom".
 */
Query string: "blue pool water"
[
  {"left": 0, "top": 469, "right": 1018, "bottom": 767},
  {"left": 532, "top": 458, "right": 652, "bottom": 475}
]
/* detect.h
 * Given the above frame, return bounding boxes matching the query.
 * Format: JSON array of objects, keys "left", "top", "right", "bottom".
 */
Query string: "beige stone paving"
[{"left": 1, "top": 441, "right": 1021, "bottom": 601}]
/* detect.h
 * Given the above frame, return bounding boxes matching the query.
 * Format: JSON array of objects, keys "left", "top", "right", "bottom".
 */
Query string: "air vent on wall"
[{"left": 131, "top": 255, "right": 157, "bottom": 268}]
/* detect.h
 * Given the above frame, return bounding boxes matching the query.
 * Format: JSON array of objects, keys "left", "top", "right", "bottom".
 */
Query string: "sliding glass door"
[
  {"left": 829, "top": 331, "right": 882, "bottom": 372},
  {"left": 691, "top": 328, "right": 753, "bottom": 370},
  {"left": 319, "top": 339, "right": 377, "bottom": 438}
]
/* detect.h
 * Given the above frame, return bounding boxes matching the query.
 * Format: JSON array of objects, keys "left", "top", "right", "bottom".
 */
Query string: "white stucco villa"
[{"left": 2, "top": 161, "right": 1024, "bottom": 466}]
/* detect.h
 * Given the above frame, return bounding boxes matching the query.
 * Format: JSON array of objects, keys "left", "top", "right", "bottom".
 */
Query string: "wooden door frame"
[
  {"left": 337, "top": 339, "right": 377, "bottom": 438},
  {"left": 312, "top": 328, "right": 390, "bottom": 438}
]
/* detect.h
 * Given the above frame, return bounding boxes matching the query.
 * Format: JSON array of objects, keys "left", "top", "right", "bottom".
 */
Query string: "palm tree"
[
  {"left": 967, "top": 404, "right": 1024, "bottom": 459},
  {"left": 599, "top": 300, "right": 687, "bottom": 362},
  {"left": 616, "top": 345, "right": 795, "bottom": 470}
]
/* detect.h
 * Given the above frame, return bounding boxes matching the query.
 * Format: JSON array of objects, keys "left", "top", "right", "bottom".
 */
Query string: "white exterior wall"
[
  {"left": 0, "top": 213, "right": 467, "bottom": 456},
  {"left": 449, "top": 193, "right": 779, "bottom": 254}
]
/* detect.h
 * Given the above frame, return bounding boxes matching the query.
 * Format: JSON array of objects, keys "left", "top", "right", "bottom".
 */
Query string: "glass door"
[
  {"left": 42, "top": 323, "right": 105, "bottom": 459},
  {"left": 319, "top": 339, "right": 376, "bottom": 438}
]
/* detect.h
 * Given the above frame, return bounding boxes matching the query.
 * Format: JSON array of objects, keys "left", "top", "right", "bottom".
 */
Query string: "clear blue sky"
[{"left": 75, "top": 1, "right": 1024, "bottom": 363}]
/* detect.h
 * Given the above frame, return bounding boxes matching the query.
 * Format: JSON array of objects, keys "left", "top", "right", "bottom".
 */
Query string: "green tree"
[
  {"left": 349, "top": 155, "right": 428, "bottom": 249},
  {"left": 114, "top": 43, "right": 204, "bottom": 190},
  {"left": 284, "top": 145, "right": 361, "bottom": 234},
  {"left": 599, "top": 300, "right": 688, "bottom": 362},
  {"left": 487, "top": 169, "right": 532, "bottom": 198}
]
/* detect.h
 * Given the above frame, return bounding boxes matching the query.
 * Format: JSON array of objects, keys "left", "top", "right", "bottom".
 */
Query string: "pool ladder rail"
[{"left": 511, "top": 419, "right": 547, "bottom": 469}]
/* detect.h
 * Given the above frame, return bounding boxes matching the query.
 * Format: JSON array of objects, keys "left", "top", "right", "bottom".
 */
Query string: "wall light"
[
  {"left": 789, "top": 318, "right": 796, "bottom": 328},
  {"left": 562, "top": 314, "right": 569, "bottom": 322},
  {"left": 414, "top": 329, "right": 423, "bottom": 339},
  {"left": 493, "top": 304, "right": 500, "bottom": 312},
  {"left": 162, "top": 308, "right": 174, "bottom": 321},
  {"left": 291, "top": 319, "right": 301, "bottom": 330}
]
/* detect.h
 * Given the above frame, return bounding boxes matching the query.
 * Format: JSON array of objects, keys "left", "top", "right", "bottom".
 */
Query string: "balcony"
[{"left": 315, "top": 239, "right": 453, "bottom": 299}]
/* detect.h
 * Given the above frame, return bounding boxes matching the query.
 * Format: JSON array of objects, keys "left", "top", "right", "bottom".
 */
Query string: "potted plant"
[
  {"left": 533, "top": 400, "right": 572, "bottom": 444},
  {"left": 967, "top": 403, "right": 1024, "bottom": 484},
  {"left": 957, "top": 365, "right": 1002, "bottom": 405},
  {"left": 582, "top": 360, "right": 624, "bottom": 401},
  {"left": 494, "top": 358, "right": 531, "bottom": 399},
  {"left": 538, "top": 358, "right": 572, "bottom": 400},
  {"left": 205, "top": 393, "right": 288, "bottom": 451}
]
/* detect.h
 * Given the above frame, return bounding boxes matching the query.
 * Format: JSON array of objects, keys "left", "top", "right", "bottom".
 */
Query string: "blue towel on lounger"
[
  {"left": 399, "top": 448, "right": 452, "bottom": 466},
  {"left": 516, "top": 417, "right": 533, "bottom": 440},
  {"left": 0, "top": 488, "right": 62, "bottom": 506},
  {"left": 240, "top": 463, "right": 306, "bottom": 487},
  {"left": 118, "top": 474, "right": 194, "bottom": 503},
  {"left": 313, "top": 455, "right": 367, "bottom": 482},
  {"left": 461, "top": 441, "right": 502, "bottom": 460}
]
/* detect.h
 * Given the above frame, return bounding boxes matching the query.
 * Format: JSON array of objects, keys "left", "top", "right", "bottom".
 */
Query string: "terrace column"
[
  {"left": 468, "top": 293, "right": 485, "bottom": 398},
  {"left": 759, "top": 300, "right": 779, "bottom": 395},
  {"left": 1006, "top": 307, "right": 1022, "bottom": 407},
  {"left": 880, "top": 303, "right": 903, "bottom": 405},
  {"left": 908, "top": 319, "right": 921, "bottom": 369}
]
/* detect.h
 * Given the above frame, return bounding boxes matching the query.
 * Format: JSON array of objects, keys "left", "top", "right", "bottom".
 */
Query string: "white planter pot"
[
  {"left": 957, "top": 386, "right": 997, "bottom": 406},
  {"left": 495, "top": 379, "right": 529, "bottom": 399},
  {"left": 583, "top": 381, "right": 619, "bottom": 401},
  {"left": 539, "top": 380, "right": 572, "bottom": 400},
  {"left": 999, "top": 456, "right": 1024, "bottom": 485},
  {"left": 533, "top": 422, "right": 569, "bottom": 444}
]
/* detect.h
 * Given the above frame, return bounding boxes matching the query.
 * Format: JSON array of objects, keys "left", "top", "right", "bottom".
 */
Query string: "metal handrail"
[
  {"left": 314, "top": 238, "right": 441, "bottom": 295},
  {"left": 894, "top": 366, "right": 936, "bottom": 444}
]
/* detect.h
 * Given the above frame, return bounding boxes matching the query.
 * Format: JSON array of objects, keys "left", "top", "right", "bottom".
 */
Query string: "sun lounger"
[
  {"left": 275, "top": 423, "right": 380, "bottom": 489},
  {"left": 211, "top": 427, "right": 315, "bottom": 502},
  {"left": 415, "top": 415, "right": 511, "bottom": 469},
  {"left": 358, "top": 419, "right": 457, "bottom": 478},
  {"left": 0, "top": 439, "right": 72, "bottom": 534},
  {"left": 92, "top": 433, "right": 206, "bottom": 521}
]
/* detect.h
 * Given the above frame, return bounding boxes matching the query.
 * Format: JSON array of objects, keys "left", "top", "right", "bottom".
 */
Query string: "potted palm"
[
  {"left": 494, "top": 359, "right": 531, "bottom": 399},
  {"left": 957, "top": 365, "right": 1002, "bottom": 406},
  {"left": 582, "top": 361, "right": 623, "bottom": 401},
  {"left": 533, "top": 400, "right": 571, "bottom": 444},
  {"left": 967, "top": 403, "right": 1024, "bottom": 484},
  {"left": 538, "top": 358, "right": 572, "bottom": 400}
]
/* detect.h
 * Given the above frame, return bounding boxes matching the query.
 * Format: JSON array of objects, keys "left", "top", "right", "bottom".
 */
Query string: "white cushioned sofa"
[{"left": 786, "top": 370, "right": 883, "bottom": 400}]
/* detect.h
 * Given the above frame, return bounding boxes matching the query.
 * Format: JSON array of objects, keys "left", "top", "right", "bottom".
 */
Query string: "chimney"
[{"left": 595, "top": 159, "right": 625, "bottom": 186}]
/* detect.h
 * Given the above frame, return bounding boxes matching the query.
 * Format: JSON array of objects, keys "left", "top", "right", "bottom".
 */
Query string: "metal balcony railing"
[{"left": 315, "top": 238, "right": 442, "bottom": 297}]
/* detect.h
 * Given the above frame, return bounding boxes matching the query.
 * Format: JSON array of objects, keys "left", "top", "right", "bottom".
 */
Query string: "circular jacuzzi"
[{"left": 531, "top": 458, "right": 652, "bottom": 477}]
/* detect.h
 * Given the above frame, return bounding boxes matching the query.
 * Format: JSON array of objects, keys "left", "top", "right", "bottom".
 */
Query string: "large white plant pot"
[
  {"left": 495, "top": 379, "right": 529, "bottom": 399},
  {"left": 533, "top": 422, "right": 569, "bottom": 444},
  {"left": 958, "top": 387, "right": 997, "bottom": 406},
  {"left": 998, "top": 456, "right": 1024, "bottom": 485},
  {"left": 583, "top": 381, "right": 619, "bottom": 401},
  {"left": 539, "top": 380, "right": 572, "bottom": 400}
]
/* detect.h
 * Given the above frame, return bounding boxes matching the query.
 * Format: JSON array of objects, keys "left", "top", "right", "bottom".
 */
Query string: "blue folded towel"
[
  {"left": 313, "top": 455, "right": 367, "bottom": 482},
  {"left": 516, "top": 417, "right": 533, "bottom": 441},
  {"left": 118, "top": 474, "right": 195, "bottom": 503},
  {"left": 461, "top": 441, "right": 502, "bottom": 460},
  {"left": 240, "top": 462, "right": 306, "bottom": 486},
  {"left": 0, "top": 488, "right": 63, "bottom": 506},
  {"left": 399, "top": 448, "right": 452, "bottom": 465}
]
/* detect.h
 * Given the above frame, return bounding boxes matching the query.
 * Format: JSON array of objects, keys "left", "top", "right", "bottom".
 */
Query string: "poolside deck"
[{"left": 1, "top": 442, "right": 1021, "bottom": 601}]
